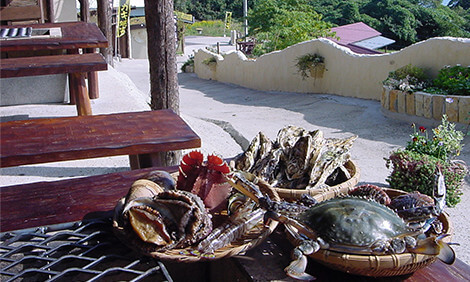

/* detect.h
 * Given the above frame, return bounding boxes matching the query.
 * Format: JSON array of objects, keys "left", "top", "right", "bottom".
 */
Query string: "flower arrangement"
[
  {"left": 385, "top": 115, "right": 467, "bottom": 207},
  {"left": 383, "top": 64, "right": 470, "bottom": 96},
  {"left": 295, "top": 53, "right": 325, "bottom": 79},
  {"left": 405, "top": 115, "right": 463, "bottom": 161},
  {"left": 382, "top": 64, "right": 429, "bottom": 92}
]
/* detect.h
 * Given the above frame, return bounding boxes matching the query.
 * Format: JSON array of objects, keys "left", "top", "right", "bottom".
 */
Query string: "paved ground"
[{"left": 1, "top": 36, "right": 469, "bottom": 265}]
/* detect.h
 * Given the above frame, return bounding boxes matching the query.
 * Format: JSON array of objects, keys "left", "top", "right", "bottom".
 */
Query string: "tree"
[
  {"left": 308, "top": 0, "right": 470, "bottom": 48},
  {"left": 248, "top": 0, "right": 334, "bottom": 55},
  {"left": 448, "top": 0, "right": 470, "bottom": 9},
  {"left": 144, "top": 0, "right": 181, "bottom": 167}
]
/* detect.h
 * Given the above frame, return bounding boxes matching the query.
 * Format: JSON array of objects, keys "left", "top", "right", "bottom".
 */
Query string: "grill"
[{"left": 0, "top": 217, "right": 173, "bottom": 282}]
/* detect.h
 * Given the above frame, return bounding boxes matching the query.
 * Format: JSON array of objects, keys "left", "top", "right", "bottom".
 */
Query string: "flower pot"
[{"left": 308, "top": 64, "right": 325, "bottom": 78}]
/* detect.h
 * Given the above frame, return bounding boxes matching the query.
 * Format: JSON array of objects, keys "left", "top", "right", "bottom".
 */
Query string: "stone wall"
[{"left": 194, "top": 37, "right": 470, "bottom": 101}]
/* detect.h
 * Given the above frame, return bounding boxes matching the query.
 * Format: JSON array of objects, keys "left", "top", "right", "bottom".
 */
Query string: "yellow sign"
[
  {"left": 117, "top": 0, "right": 131, "bottom": 37},
  {"left": 224, "top": 11, "right": 232, "bottom": 29},
  {"left": 174, "top": 11, "right": 194, "bottom": 23}
]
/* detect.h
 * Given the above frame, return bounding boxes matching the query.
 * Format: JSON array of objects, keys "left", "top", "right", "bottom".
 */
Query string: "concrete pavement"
[{"left": 1, "top": 36, "right": 469, "bottom": 265}]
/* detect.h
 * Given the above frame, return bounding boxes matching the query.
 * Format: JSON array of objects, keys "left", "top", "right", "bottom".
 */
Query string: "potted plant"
[
  {"left": 295, "top": 53, "right": 325, "bottom": 79},
  {"left": 385, "top": 115, "right": 467, "bottom": 207},
  {"left": 202, "top": 56, "right": 217, "bottom": 71}
]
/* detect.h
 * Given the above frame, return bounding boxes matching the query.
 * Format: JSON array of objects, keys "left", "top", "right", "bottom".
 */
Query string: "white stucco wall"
[{"left": 194, "top": 37, "right": 470, "bottom": 101}]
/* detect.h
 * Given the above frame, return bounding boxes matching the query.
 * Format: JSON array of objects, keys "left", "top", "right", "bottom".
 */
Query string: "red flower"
[
  {"left": 413, "top": 137, "right": 418, "bottom": 142},
  {"left": 419, "top": 126, "right": 426, "bottom": 133}
]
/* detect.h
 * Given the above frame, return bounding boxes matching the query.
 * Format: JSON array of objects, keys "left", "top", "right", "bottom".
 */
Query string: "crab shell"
[
  {"left": 299, "top": 197, "right": 415, "bottom": 254},
  {"left": 113, "top": 176, "right": 212, "bottom": 253}
]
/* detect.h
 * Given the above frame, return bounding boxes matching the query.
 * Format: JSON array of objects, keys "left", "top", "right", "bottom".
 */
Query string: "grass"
[{"left": 185, "top": 20, "right": 242, "bottom": 37}]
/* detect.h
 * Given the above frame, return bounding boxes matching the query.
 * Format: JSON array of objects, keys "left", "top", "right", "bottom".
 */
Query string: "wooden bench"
[
  {"left": 0, "top": 110, "right": 200, "bottom": 168},
  {"left": 0, "top": 53, "right": 107, "bottom": 116},
  {"left": 0, "top": 109, "right": 200, "bottom": 231}
]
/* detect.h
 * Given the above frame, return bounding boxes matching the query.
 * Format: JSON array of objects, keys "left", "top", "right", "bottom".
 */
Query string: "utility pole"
[{"left": 243, "top": 0, "right": 248, "bottom": 37}]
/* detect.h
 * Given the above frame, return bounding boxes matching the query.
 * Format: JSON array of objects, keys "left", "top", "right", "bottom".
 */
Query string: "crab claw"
[
  {"left": 285, "top": 242, "right": 317, "bottom": 281},
  {"left": 411, "top": 234, "right": 456, "bottom": 264},
  {"left": 224, "top": 171, "right": 265, "bottom": 204}
]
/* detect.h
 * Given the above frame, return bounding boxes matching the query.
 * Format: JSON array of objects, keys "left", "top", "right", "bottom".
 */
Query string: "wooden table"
[
  {"left": 2, "top": 165, "right": 469, "bottom": 281},
  {"left": 0, "top": 21, "right": 108, "bottom": 52},
  {"left": 0, "top": 110, "right": 201, "bottom": 168},
  {"left": 0, "top": 21, "right": 108, "bottom": 114}
]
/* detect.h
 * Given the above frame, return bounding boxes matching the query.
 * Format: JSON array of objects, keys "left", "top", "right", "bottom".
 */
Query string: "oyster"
[{"left": 232, "top": 125, "right": 357, "bottom": 190}]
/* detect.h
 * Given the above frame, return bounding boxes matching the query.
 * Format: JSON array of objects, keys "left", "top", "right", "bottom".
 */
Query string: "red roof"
[{"left": 330, "top": 22, "right": 381, "bottom": 45}]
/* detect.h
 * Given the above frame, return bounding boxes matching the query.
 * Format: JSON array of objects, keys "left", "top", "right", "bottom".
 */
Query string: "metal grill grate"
[{"left": 0, "top": 217, "right": 173, "bottom": 282}]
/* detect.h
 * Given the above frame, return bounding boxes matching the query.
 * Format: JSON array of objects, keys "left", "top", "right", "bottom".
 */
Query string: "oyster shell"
[{"left": 232, "top": 126, "right": 357, "bottom": 190}]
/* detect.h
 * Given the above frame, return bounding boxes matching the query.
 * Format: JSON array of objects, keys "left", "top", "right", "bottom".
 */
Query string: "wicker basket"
[
  {"left": 274, "top": 160, "right": 360, "bottom": 200},
  {"left": 113, "top": 175, "right": 280, "bottom": 263},
  {"left": 286, "top": 188, "right": 453, "bottom": 277}
]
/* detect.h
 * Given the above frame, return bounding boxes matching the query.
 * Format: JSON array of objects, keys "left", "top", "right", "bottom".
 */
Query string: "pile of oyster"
[{"left": 232, "top": 125, "right": 357, "bottom": 190}]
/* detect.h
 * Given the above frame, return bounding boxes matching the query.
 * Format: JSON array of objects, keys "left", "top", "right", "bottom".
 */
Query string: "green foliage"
[
  {"left": 385, "top": 150, "right": 466, "bottom": 207},
  {"left": 405, "top": 115, "right": 464, "bottom": 161},
  {"left": 295, "top": 53, "right": 325, "bottom": 79},
  {"left": 181, "top": 55, "right": 194, "bottom": 72},
  {"left": 248, "top": 0, "right": 335, "bottom": 55},
  {"left": 202, "top": 56, "right": 217, "bottom": 65},
  {"left": 307, "top": 0, "right": 470, "bottom": 48},
  {"left": 383, "top": 64, "right": 429, "bottom": 92},
  {"left": 432, "top": 65, "right": 470, "bottom": 96}
]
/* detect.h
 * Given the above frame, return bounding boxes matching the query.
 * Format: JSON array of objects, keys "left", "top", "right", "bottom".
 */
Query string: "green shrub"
[
  {"left": 385, "top": 150, "right": 466, "bottom": 207},
  {"left": 432, "top": 65, "right": 470, "bottom": 96},
  {"left": 181, "top": 55, "right": 194, "bottom": 72},
  {"left": 383, "top": 64, "right": 430, "bottom": 92}
]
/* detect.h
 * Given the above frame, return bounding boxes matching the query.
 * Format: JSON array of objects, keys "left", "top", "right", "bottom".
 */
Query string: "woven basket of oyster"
[
  {"left": 231, "top": 125, "right": 360, "bottom": 200},
  {"left": 113, "top": 152, "right": 280, "bottom": 262}
]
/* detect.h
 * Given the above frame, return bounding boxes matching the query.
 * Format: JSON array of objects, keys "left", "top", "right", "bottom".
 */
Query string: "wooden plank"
[
  {"left": 0, "top": 110, "right": 201, "bottom": 167},
  {"left": 0, "top": 6, "right": 42, "bottom": 21},
  {"left": 0, "top": 53, "right": 107, "bottom": 78},
  {"left": 0, "top": 165, "right": 177, "bottom": 232}
]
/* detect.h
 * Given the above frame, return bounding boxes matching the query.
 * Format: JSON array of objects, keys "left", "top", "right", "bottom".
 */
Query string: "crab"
[
  {"left": 232, "top": 126, "right": 357, "bottom": 190},
  {"left": 225, "top": 172, "right": 456, "bottom": 281},
  {"left": 113, "top": 171, "right": 213, "bottom": 253}
]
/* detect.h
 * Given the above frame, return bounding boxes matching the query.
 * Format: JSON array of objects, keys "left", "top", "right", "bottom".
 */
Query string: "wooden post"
[{"left": 97, "top": 0, "right": 113, "bottom": 66}]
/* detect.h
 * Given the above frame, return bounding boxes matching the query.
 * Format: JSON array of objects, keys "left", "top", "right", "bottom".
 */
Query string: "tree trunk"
[
  {"left": 144, "top": 0, "right": 181, "bottom": 167},
  {"left": 97, "top": 0, "right": 113, "bottom": 65}
]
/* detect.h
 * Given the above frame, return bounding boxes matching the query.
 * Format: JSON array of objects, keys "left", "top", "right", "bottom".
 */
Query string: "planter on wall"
[
  {"left": 308, "top": 64, "right": 325, "bottom": 78},
  {"left": 381, "top": 86, "right": 470, "bottom": 124}
]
